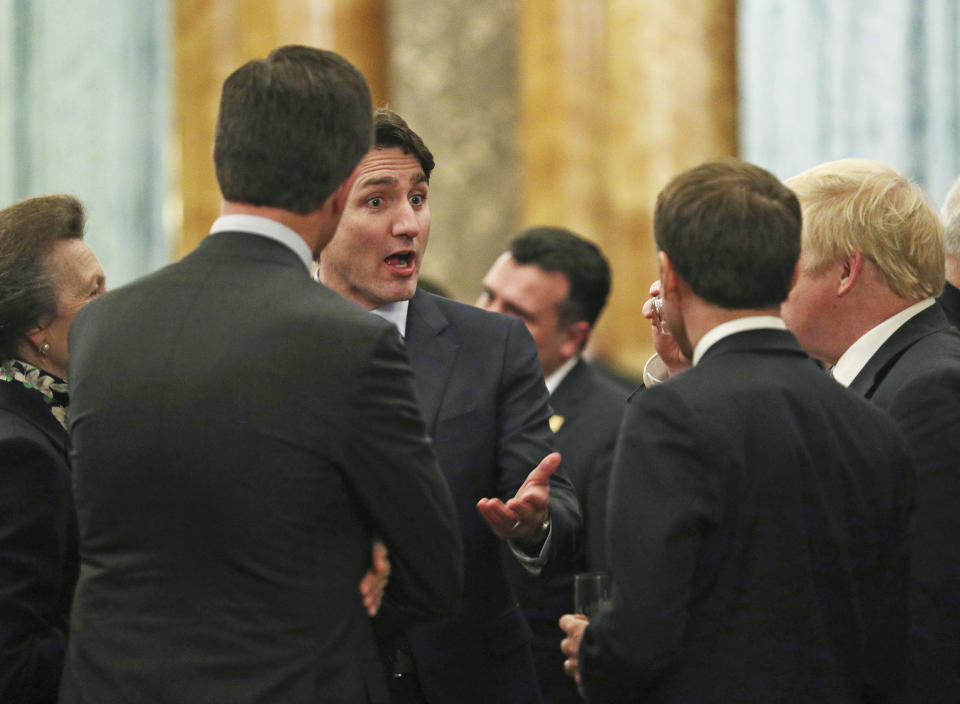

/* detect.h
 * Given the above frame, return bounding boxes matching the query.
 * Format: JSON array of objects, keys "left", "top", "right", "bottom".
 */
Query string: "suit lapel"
[
  {"left": 403, "top": 290, "right": 460, "bottom": 431},
  {"left": 848, "top": 304, "right": 951, "bottom": 397}
]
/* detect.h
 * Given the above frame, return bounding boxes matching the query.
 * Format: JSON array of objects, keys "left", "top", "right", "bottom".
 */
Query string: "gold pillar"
[
  {"left": 173, "top": 0, "right": 388, "bottom": 258},
  {"left": 519, "top": 0, "right": 738, "bottom": 375}
]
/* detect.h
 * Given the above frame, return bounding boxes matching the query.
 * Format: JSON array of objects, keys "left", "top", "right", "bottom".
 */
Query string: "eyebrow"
[
  {"left": 358, "top": 172, "right": 428, "bottom": 190},
  {"left": 504, "top": 301, "right": 532, "bottom": 319},
  {"left": 484, "top": 287, "right": 532, "bottom": 320}
]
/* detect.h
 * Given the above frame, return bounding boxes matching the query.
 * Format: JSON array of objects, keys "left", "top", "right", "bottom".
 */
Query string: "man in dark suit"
[
  {"left": 60, "top": 47, "right": 462, "bottom": 704},
  {"left": 781, "top": 159, "right": 960, "bottom": 702},
  {"left": 939, "top": 174, "right": 960, "bottom": 328},
  {"left": 316, "top": 109, "right": 582, "bottom": 704},
  {"left": 560, "top": 159, "right": 915, "bottom": 703},
  {"left": 478, "top": 226, "right": 626, "bottom": 703}
]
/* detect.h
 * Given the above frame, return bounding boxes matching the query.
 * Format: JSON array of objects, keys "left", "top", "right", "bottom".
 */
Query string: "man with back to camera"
[
  {"left": 316, "top": 108, "right": 582, "bottom": 704},
  {"left": 60, "top": 47, "right": 462, "bottom": 703},
  {"left": 560, "top": 159, "right": 915, "bottom": 703},
  {"left": 938, "top": 174, "right": 960, "bottom": 327},
  {"left": 779, "top": 159, "right": 960, "bottom": 701},
  {"left": 478, "top": 226, "right": 627, "bottom": 704}
]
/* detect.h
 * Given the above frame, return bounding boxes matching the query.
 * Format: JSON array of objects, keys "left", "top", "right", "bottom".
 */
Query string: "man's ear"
[
  {"left": 658, "top": 250, "right": 679, "bottom": 297},
  {"left": 326, "top": 163, "right": 361, "bottom": 217},
  {"left": 837, "top": 252, "right": 863, "bottom": 297},
  {"left": 560, "top": 321, "right": 591, "bottom": 360}
]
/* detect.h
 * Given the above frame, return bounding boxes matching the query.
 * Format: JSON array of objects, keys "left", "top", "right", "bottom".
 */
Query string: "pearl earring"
[{"left": 39, "top": 342, "right": 51, "bottom": 357}]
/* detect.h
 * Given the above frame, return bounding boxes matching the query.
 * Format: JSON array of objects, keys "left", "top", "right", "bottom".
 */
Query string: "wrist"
[{"left": 516, "top": 516, "right": 550, "bottom": 546}]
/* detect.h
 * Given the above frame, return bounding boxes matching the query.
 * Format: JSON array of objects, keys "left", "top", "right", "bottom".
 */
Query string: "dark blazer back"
[
  {"left": 0, "top": 381, "right": 77, "bottom": 704},
  {"left": 581, "top": 330, "right": 914, "bottom": 703},
  {"left": 848, "top": 303, "right": 960, "bottom": 702},
  {"left": 60, "top": 233, "right": 461, "bottom": 704}
]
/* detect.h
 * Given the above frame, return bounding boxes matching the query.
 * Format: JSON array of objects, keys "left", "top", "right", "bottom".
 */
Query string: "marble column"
[
  {"left": 386, "top": 0, "right": 521, "bottom": 302},
  {"left": 520, "top": 0, "right": 738, "bottom": 374}
]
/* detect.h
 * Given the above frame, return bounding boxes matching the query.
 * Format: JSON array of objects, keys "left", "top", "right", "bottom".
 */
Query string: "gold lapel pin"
[{"left": 549, "top": 414, "right": 565, "bottom": 433}]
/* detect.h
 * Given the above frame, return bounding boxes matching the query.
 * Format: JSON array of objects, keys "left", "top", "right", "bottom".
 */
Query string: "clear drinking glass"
[
  {"left": 653, "top": 296, "right": 671, "bottom": 335},
  {"left": 574, "top": 572, "right": 611, "bottom": 618}
]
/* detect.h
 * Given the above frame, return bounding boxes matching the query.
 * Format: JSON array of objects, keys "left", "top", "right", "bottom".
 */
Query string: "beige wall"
[{"left": 172, "top": 0, "right": 736, "bottom": 374}]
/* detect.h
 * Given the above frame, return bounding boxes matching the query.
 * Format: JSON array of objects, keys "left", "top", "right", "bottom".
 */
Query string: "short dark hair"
[
  {"left": 509, "top": 226, "right": 611, "bottom": 326},
  {"left": 0, "top": 195, "right": 85, "bottom": 359},
  {"left": 214, "top": 45, "right": 373, "bottom": 214},
  {"left": 654, "top": 158, "right": 802, "bottom": 308},
  {"left": 373, "top": 108, "right": 434, "bottom": 180}
]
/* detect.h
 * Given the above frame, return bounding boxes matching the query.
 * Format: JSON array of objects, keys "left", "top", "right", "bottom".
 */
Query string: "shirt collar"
[
  {"left": 210, "top": 214, "right": 313, "bottom": 272},
  {"left": 372, "top": 300, "right": 410, "bottom": 338},
  {"left": 692, "top": 316, "right": 787, "bottom": 365},
  {"left": 830, "top": 297, "right": 935, "bottom": 387},
  {"left": 545, "top": 355, "right": 579, "bottom": 395}
]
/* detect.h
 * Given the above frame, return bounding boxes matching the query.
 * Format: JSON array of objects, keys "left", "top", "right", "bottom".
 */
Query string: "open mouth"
[{"left": 385, "top": 251, "right": 415, "bottom": 270}]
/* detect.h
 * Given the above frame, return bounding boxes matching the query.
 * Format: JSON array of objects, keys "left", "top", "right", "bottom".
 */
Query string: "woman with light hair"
[{"left": 0, "top": 194, "right": 105, "bottom": 703}]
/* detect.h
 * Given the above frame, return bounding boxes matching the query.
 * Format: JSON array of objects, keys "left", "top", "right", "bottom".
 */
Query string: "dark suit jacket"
[
  {"left": 936, "top": 281, "right": 960, "bottom": 328},
  {"left": 847, "top": 303, "right": 960, "bottom": 702},
  {"left": 506, "top": 358, "right": 628, "bottom": 704},
  {"left": 59, "top": 232, "right": 462, "bottom": 704},
  {"left": 0, "top": 381, "right": 77, "bottom": 704},
  {"left": 580, "top": 329, "right": 914, "bottom": 703},
  {"left": 377, "top": 290, "right": 581, "bottom": 704}
]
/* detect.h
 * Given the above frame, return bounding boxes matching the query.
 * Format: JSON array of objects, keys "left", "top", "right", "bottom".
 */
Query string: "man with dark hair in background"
[
  {"left": 560, "top": 159, "right": 914, "bottom": 703},
  {"left": 939, "top": 174, "right": 960, "bottom": 327},
  {"left": 317, "top": 109, "right": 582, "bottom": 704},
  {"left": 478, "top": 226, "right": 626, "bottom": 704},
  {"left": 61, "top": 47, "right": 462, "bottom": 703}
]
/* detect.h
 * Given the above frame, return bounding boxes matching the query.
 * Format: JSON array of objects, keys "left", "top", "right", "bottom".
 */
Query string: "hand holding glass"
[{"left": 574, "top": 572, "right": 611, "bottom": 618}]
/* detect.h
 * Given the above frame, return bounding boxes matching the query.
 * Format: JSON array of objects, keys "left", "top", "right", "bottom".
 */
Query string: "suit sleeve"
[
  {"left": 888, "top": 367, "right": 960, "bottom": 699},
  {"left": 495, "top": 317, "right": 581, "bottom": 564},
  {"left": 334, "top": 326, "right": 463, "bottom": 624},
  {"left": 579, "top": 385, "right": 721, "bottom": 703},
  {"left": 0, "top": 435, "right": 73, "bottom": 704}
]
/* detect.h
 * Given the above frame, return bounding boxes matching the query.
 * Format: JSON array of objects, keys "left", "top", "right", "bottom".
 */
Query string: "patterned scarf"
[{"left": 0, "top": 359, "right": 69, "bottom": 430}]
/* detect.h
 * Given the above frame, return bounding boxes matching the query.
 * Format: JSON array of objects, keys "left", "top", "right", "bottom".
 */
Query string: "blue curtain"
[
  {"left": 0, "top": 0, "right": 171, "bottom": 286},
  {"left": 739, "top": 0, "right": 960, "bottom": 207}
]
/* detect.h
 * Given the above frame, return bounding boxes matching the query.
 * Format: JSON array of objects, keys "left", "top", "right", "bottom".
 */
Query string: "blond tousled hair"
[{"left": 786, "top": 159, "right": 944, "bottom": 299}]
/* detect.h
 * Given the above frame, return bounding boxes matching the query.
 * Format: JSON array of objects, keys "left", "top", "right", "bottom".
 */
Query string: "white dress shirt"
[
  {"left": 692, "top": 315, "right": 787, "bottom": 365},
  {"left": 371, "top": 301, "right": 410, "bottom": 338},
  {"left": 830, "top": 298, "right": 935, "bottom": 387},
  {"left": 544, "top": 355, "right": 579, "bottom": 396},
  {"left": 210, "top": 214, "right": 313, "bottom": 272}
]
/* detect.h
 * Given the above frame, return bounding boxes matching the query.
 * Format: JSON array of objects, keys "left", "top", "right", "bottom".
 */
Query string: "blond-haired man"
[
  {"left": 780, "top": 158, "right": 960, "bottom": 702},
  {"left": 939, "top": 174, "right": 960, "bottom": 327}
]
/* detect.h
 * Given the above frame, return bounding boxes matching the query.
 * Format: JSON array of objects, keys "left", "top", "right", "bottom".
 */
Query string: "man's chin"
[{"left": 382, "top": 279, "right": 418, "bottom": 304}]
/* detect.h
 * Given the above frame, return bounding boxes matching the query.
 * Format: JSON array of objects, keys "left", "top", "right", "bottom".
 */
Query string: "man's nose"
[{"left": 391, "top": 201, "right": 420, "bottom": 237}]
